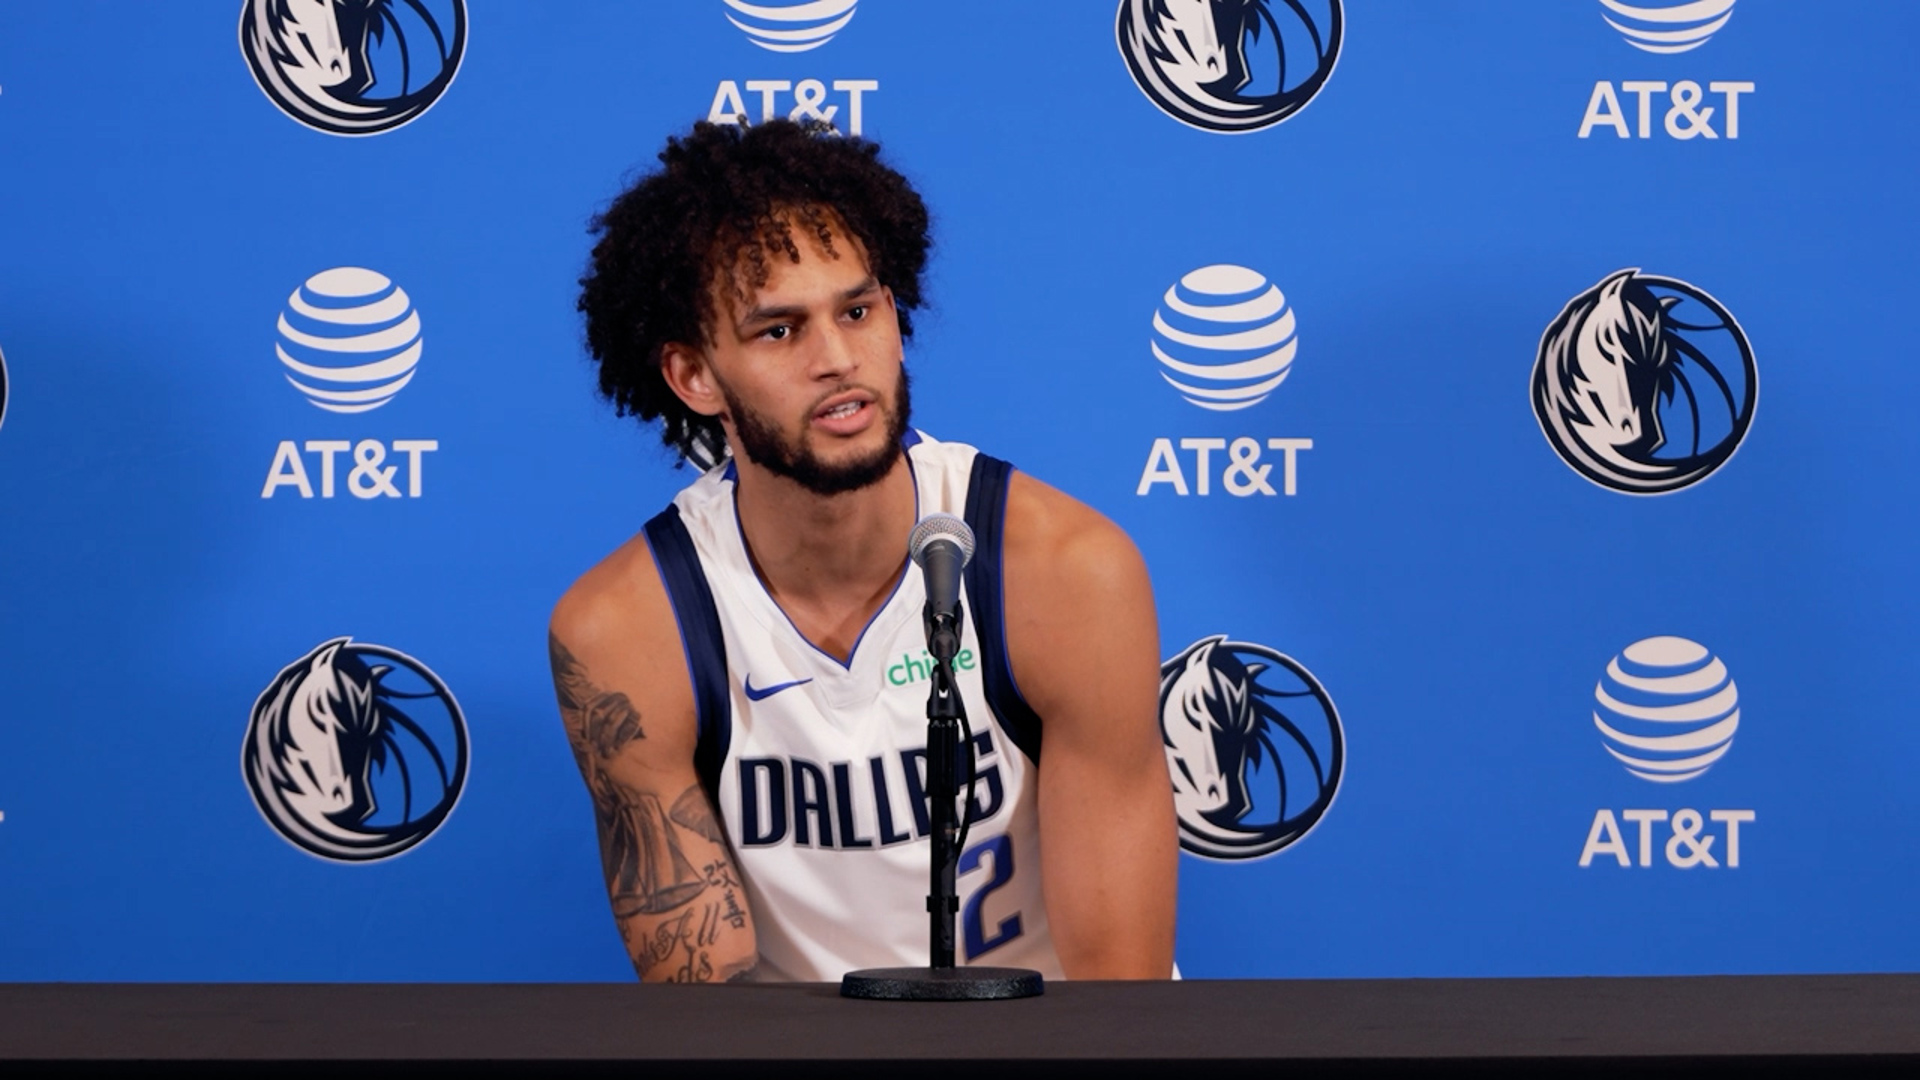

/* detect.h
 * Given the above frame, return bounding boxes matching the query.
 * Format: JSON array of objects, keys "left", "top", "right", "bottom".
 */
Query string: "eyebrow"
[{"left": 736, "top": 276, "right": 880, "bottom": 329}]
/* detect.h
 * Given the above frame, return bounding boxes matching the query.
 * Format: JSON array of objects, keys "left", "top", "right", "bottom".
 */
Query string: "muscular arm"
[
  {"left": 1003, "top": 473, "right": 1177, "bottom": 979},
  {"left": 550, "top": 546, "right": 759, "bottom": 983}
]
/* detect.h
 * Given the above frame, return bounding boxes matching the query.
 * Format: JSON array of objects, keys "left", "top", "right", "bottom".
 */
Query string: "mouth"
[{"left": 811, "top": 391, "right": 876, "bottom": 435}]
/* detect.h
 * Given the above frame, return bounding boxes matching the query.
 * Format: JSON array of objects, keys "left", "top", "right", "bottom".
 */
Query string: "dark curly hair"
[{"left": 578, "top": 119, "right": 931, "bottom": 464}]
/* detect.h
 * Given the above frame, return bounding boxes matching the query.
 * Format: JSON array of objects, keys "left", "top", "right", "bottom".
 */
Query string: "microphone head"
[{"left": 908, "top": 513, "right": 976, "bottom": 569}]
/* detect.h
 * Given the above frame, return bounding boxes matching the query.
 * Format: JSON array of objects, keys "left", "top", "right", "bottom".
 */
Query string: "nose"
[{"left": 807, "top": 320, "right": 858, "bottom": 382}]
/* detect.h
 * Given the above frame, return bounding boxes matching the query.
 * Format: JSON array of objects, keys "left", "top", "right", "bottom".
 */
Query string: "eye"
[
  {"left": 762, "top": 325, "right": 791, "bottom": 342},
  {"left": 846, "top": 304, "right": 869, "bottom": 321}
]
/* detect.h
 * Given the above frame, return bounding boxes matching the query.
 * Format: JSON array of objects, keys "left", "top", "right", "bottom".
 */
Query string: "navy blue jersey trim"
[
  {"left": 643, "top": 505, "right": 732, "bottom": 806},
  {"left": 962, "top": 453, "right": 1043, "bottom": 766}
]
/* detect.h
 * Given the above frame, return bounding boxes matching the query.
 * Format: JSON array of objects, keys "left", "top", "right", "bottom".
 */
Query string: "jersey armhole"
[
  {"left": 642, "top": 505, "right": 733, "bottom": 807},
  {"left": 962, "top": 453, "right": 1044, "bottom": 766}
]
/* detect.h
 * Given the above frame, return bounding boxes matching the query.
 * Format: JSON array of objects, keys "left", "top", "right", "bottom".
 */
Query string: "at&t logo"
[
  {"left": 1533, "top": 269, "right": 1756, "bottom": 495},
  {"left": 708, "top": 78, "right": 879, "bottom": 137},
  {"left": 240, "top": 0, "right": 467, "bottom": 136},
  {"left": 724, "top": 0, "right": 858, "bottom": 52},
  {"left": 1138, "top": 265, "right": 1313, "bottom": 498},
  {"left": 277, "top": 267, "right": 420, "bottom": 413},
  {"left": 1159, "top": 635, "right": 1342, "bottom": 860},
  {"left": 709, "top": 0, "right": 876, "bottom": 137},
  {"left": 1153, "top": 263, "right": 1296, "bottom": 410},
  {"left": 244, "top": 638, "right": 468, "bottom": 861},
  {"left": 1593, "top": 635, "right": 1739, "bottom": 782},
  {"left": 1577, "top": 636, "right": 1755, "bottom": 871},
  {"left": 262, "top": 267, "right": 439, "bottom": 500},
  {"left": 1578, "top": 0, "right": 1752, "bottom": 140},
  {"left": 1116, "top": 0, "right": 1342, "bottom": 133}
]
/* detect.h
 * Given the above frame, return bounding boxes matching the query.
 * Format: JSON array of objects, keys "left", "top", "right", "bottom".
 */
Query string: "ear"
[{"left": 661, "top": 342, "right": 725, "bottom": 418}]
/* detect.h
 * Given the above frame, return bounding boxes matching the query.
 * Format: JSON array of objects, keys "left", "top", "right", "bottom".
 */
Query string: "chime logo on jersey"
[
  {"left": 1599, "top": 0, "right": 1736, "bottom": 53},
  {"left": 276, "top": 267, "right": 422, "bottom": 412},
  {"left": 724, "top": 0, "right": 857, "bottom": 52},
  {"left": 243, "top": 637, "right": 468, "bottom": 861},
  {"left": 1154, "top": 264, "right": 1296, "bottom": 410},
  {"left": 1159, "top": 635, "right": 1342, "bottom": 860},
  {"left": 1532, "top": 269, "right": 1756, "bottom": 494},
  {"left": 1594, "top": 636, "right": 1738, "bottom": 782},
  {"left": 240, "top": 0, "right": 467, "bottom": 136},
  {"left": 1116, "top": 0, "right": 1342, "bottom": 133}
]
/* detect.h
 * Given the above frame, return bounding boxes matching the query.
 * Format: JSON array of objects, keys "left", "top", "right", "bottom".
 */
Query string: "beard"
[{"left": 721, "top": 367, "right": 912, "bottom": 496}]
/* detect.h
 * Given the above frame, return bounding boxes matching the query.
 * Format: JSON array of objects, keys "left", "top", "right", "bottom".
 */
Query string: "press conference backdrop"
[{"left": 1, "top": 1, "right": 1915, "bottom": 982}]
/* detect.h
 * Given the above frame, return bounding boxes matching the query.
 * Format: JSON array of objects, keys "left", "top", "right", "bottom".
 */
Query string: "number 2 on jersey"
[{"left": 959, "top": 834, "right": 1022, "bottom": 960}]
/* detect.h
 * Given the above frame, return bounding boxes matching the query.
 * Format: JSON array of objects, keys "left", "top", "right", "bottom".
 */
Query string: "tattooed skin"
[
  {"left": 597, "top": 782, "right": 708, "bottom": 917},
  {"left": 629, "top": 878, "right": 758, "bottom": 982},
  {"left": 551, "top": 630, "right": 758, "bottom": 982},
  {"left": 671, "top": 785, "right": 727, "bottom": 843},
  {"left": 706, "top": 859, "right": 749, "bottom": 931},
  {"left": 550, "top": 634, "right": 645, "bottom": 759}
]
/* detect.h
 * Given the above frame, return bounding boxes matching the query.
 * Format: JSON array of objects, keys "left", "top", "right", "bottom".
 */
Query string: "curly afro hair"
[{"left": 578, "top": 119, "right": 931, "bottom": 465}]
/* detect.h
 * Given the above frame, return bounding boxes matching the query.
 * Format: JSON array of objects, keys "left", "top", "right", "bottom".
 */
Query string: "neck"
[{"left": 731, "top": 449, "right": 917, "bottom": 662}]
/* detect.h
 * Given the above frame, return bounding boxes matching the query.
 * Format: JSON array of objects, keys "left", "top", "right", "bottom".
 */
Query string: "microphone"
[{"left": 908, "top": 513, "right": 975, "bottom": 661}]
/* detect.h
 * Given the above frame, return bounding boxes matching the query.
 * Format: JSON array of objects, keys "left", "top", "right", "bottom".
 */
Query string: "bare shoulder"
[
  {"left": 549, "top": 530, "right": 697, "bottom": 762},
  {"left": 1000, "top": 471, "right": 1156, "bottom": 715},
  {"left": 1001, "top": 470, "right": 1151, "bottom": 603}
]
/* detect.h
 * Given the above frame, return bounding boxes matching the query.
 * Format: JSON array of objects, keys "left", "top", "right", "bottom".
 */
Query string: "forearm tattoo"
[{"left": 551, "top": 632, "right": 756, "bottom": 982}]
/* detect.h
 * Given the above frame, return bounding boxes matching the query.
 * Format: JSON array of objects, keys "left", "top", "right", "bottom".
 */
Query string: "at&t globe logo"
[
  {"left": 244, "top": 638, "right": 468, "bottom": 861},
  {"left": 277, "top": 267, "right": 422, "bottom": 413},
  {"left": 1154, "top": 264, "right": 1296, "bottom": 411},
  {"left": 1137, "top": 263, "right": 1314, "bottom": 499},
  {"left": 1577, "top": 0, "right": 1752, "bottom": 141},
  {"left": 1593, "top": 636, "right": 1738, "bottom": 782},
  {"left": 1533, "top": 269, "right": 1756, "bottom": 494},
  {"left": 725, "top": 0, "right": 858, "bottom": 52},
  {"left": 260, "top": 266, "right": 440, "bottom": 501},
  {"left": 1578, "top": 635, "right": 1756, "bottom": 870},
  {"left": 1117, "top": 0, "right": 1342, "bottom": 133},
  {"left": 705, "top": 0, "right": 880, "bottom": 137},
  {"left": 1159, "top": 635, "right": 1342, "bottom": 860},
  {"left": 1600, "top": 0, "right": 1736, "bottom": 53},
  {"left": 240, "top": 0, "right": 467, "bottom": 136}
]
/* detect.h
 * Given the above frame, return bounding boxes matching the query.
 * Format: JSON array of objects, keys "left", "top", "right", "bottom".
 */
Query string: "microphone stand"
[{"left": 840, "top": 598, "right": 1044, "bottom": 1001}]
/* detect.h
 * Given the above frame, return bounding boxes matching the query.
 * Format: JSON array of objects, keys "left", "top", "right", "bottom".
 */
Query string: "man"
[{"left": 553, "top": 119, "right": 1175, "bottom": 983}]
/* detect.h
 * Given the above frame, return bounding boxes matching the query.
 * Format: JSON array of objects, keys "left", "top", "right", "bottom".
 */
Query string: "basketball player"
[{"left": 553, "top": 120, "right": 1175, "bottom": 983}]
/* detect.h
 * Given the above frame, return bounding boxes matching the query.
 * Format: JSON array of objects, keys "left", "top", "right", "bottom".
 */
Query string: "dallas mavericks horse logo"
[
  {"left": 240, "top": 0, "right": 468, "bottom": 136},
  {"left": 244, "top": 638, "right": 468, "bottom": 861},
  {"left": 1533, "top": 269, "right": 1757, "bottom": 494},
  {"left": 1116, "top": 0, "right": 1343, "bottom": 133},
  {"left": 1159, "top": 635, "right": 1342, "bottom": 860}
]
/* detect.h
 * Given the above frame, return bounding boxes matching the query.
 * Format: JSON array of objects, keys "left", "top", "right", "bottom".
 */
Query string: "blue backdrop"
[{"left": 1, "top": 1, "right": 1915, "bottom": 980}]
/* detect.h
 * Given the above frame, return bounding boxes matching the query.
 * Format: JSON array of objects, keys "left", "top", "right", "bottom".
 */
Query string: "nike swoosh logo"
[{"left": 743, "top": 675, "right": 814, "bottom": 701}]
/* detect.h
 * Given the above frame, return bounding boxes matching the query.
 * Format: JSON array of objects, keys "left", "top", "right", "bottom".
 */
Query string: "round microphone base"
[{"left": 840, "top": 965, "right": 1044, "bottom": 1001}]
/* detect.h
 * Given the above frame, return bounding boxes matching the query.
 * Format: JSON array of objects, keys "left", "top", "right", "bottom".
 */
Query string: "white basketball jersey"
[{"left": 642, "top": 432, "right": 1063, "bottom": 983}]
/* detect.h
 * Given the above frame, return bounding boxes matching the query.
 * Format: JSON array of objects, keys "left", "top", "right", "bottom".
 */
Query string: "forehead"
[{"left": 713, "top": 210, "right": 872, "bottom": 309}]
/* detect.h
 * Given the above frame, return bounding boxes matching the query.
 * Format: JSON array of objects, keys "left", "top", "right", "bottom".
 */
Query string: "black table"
[{"left": 3, "top": 976, "right": 1916, "bottom": 1077}]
